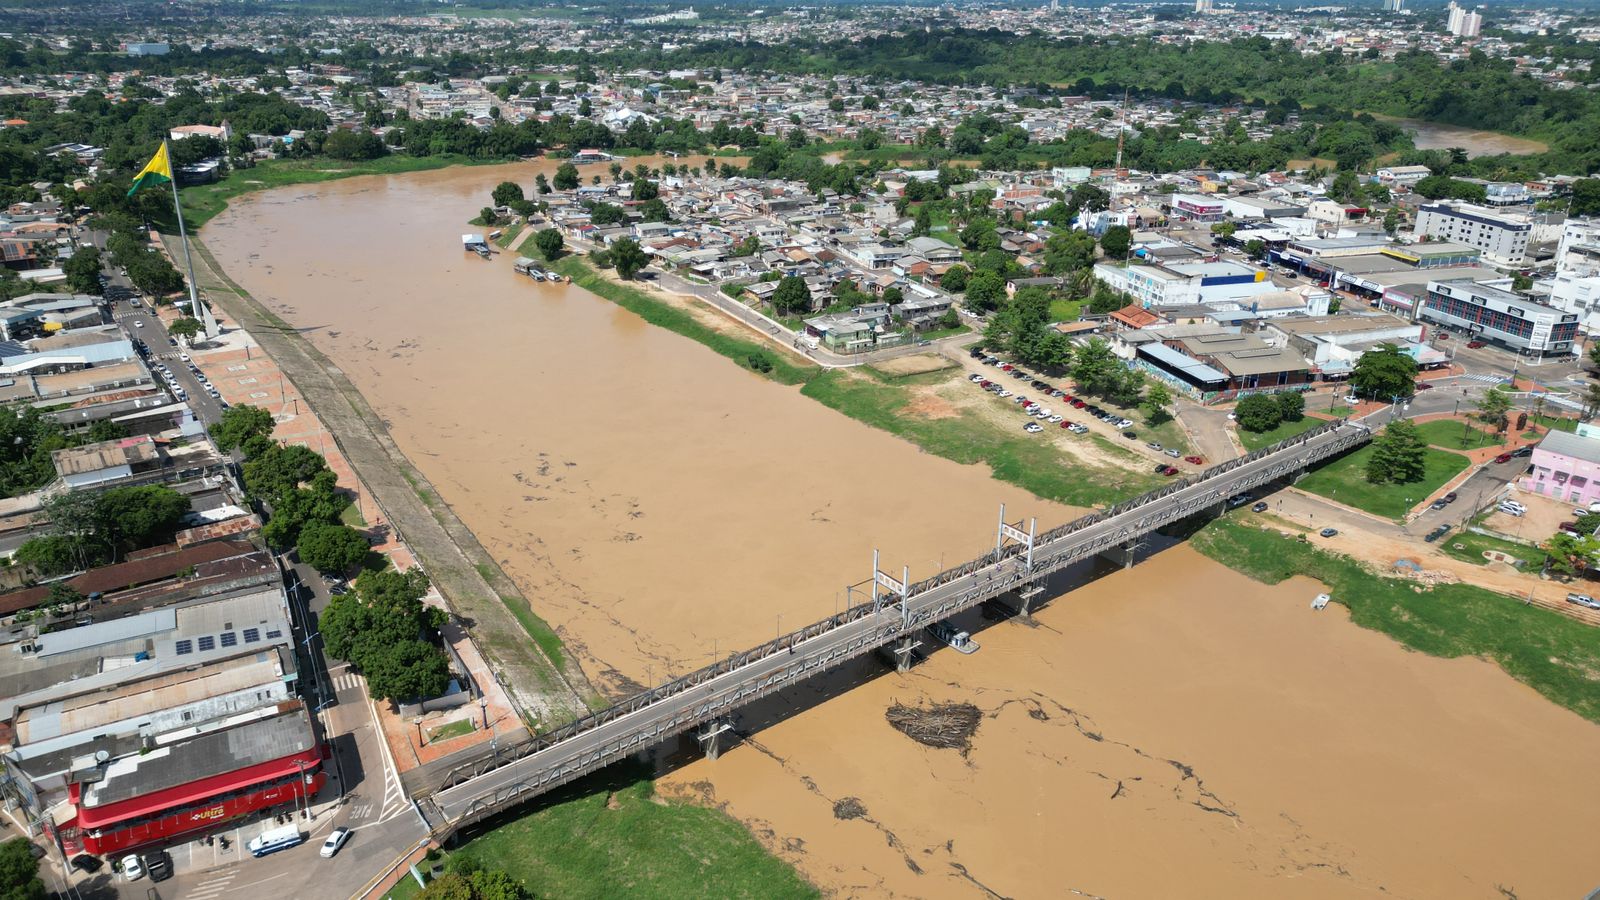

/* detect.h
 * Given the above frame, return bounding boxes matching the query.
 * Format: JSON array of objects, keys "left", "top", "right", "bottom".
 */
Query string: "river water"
[
  {"left": 206, "top": 162, "right": 1600, "bottom": 898},
  {"left": 1370, "top": 114, "right": 1549, "bottom": 158}
]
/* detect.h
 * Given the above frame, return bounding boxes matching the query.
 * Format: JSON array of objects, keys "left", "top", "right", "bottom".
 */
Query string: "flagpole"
[{"left": 162, "top": 138, "right": 215, "bottom": 339}]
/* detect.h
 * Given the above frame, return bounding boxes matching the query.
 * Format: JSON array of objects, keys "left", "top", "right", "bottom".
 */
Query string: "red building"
[{"left": 62, "top": 704, "right": 325, "bottom": 856}]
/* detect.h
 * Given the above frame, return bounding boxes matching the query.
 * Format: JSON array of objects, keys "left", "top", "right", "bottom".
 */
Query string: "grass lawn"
[
  {"left": 494, "top": 222, "right": 524, "bottom": 250},
  {"left": 801, "top": 369, "right": 1160, "bottom": 506},
  {"left": 178, "top": 154, "right": 504, "bottom": 230},
  {"left": 1237, "top": 416, "right": 1321, "bottom": 451},
  {"left": 554, "top": 258, "right": 816, "bottom": 386},
  {"left": 1529, "top": 413, "right": 1581, "bottom": 433},
  {"left": 915, "top": 322, "right": 969, "bottom": 341},
  {"left": 339, "top": 502, "right": 367, "bottom": 529},
  {"left": 1048, "top": 297, "right": 1084, "bottom": 323},
  {"left": 1438, "top": 529, "right": 1540, "bottom": 568},
  {"left": 1414, "top": 418, "right": 1501, "bottom": 451},
  {"left": 441, "top": 765, "right": 818, "bottom": 900},
  {"left": 1192, "top": 519, "right": 1600, "bottom": 723},
  {"left": 426, "top": 718, "right": 476, "bottom": 744},
  {"left": 1136, "top": 416, "right": 1190, "bottom": 454},
  {"left": 1296, "top": 444, "right": 1471, "bottom": 521}
]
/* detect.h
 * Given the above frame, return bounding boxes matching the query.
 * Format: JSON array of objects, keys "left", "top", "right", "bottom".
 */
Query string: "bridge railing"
[{"left": 434, "top": 417, "right": 1365, "bottom": 793}]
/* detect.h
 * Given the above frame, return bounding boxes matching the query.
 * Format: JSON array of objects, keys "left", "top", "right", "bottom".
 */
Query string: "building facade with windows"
[
  {"left": 1413, "top": 202, "right": 1530, "bottom": 268},
  {"left": 1420, "top": 278, "right": 1578, "bottom": 359},
  {"left": 1521, "top": 429, "right": 1600, "bottom": 507}
]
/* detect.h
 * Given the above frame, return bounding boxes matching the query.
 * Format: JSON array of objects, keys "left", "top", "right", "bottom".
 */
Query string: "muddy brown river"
[{"left": 205, "top": 161, "right": 1600, "bottom": 898}]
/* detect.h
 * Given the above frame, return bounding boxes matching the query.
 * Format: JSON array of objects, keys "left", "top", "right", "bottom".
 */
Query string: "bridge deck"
[{"left": 422, "top": 419, "right": 1372, "bottom": 835}]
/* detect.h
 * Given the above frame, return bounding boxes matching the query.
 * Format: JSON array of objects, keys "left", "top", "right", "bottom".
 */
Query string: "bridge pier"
[
  {"left": 892, "top": 636, "right": 921, "bottom": 672},
  {"left": 1097, "top": 540, "right": 1138, "bottom": 570},
  {"left": 697, "top": 718, "right": 734, "bottom": 761},
  {"left": 1016, "top": 584, "right": 1045, "bottom": 618}
]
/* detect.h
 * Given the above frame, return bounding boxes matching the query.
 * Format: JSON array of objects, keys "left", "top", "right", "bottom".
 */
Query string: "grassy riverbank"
[
  {"left": 388, "top": 765, "right": 817, "bottom": 900},
  {"left": 1296, "top": 443, "right": 1471, "bottom": 520},
  {"left": 178, "top": 154, "right": 505, "bottom": 229},
  {"left": 556, "top": 257, "right": 1156, "bottom": 506},
  {"left": 1192, "top": 518, "right": 1600, "bottom": 723}
]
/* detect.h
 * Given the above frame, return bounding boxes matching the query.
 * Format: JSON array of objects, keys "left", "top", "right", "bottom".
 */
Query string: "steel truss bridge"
[{"left": 417, "top": 418, "right": 1372, "bottom": 837}]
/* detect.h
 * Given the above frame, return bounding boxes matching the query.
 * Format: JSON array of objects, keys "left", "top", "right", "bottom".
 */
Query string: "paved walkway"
[{"left": 186, "top": 236, "right": 594, "bottom": 727}]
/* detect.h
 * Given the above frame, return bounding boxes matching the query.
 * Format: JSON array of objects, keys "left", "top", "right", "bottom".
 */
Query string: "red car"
[
  {"left": 1060, "top": 420, "right": 1073, "bottom": 429},
  {"left": 1495, "top": 453, "right": 1513, "bottom": 464},
  {"left": 1415, "top": 382, "right": 1434, "bottom": 391},
  {"left": 1070, "top": 399, "right": 1086, "bottom": 408},
  {"left": 1001, "top": 364, "right": 1014, "bottom": 371},
  {"left": 1160, "top": 466, "right": 1180, "bottom": 476},
  {"left": 1467, "top": 340, "right": 1486, "bottom": 349},
  {"left": 1185, "top": 455, "right": 1204, "bottom": 465}
]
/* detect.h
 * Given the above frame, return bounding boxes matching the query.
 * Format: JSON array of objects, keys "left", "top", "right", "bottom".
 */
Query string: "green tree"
[
  {"left": 1243, "top": 239, "right": 1266, "bottom": 260},
  {"left": 418, "top": 873, "right": 475, "bottom": 900},
  {"left": 733, "top": 235, "right": 761, "bottom": 257},
  {"left": 168, "top": 316, "right": 203, "bottom": 342},
  {"left": 1476, "top": 385, "right": 1513, "bottom": 434},
  {"left": 552, "top": 162, "right": 580, "bottom": 191},
  {"left": 1042, "top": 230, "right": 1096, "bottom": 276},
  {"left": 771, "top": 275, "right": 812, "bottom": 314},
  {"left": 296, "top": 522, "right": 370, "bottom": 575},
  {"left": 1099, "top": 225, "right": 1132, "bottom": 259},
  {"left": 534, "top": 173, "right": 551, "bottom": 195},
  {"left": 63, "top": 245, "right": 103, "bottom": 295},
  {"left": 1350, "top": 344, "right": 1417, "bottom": 400},
  {"left": 1276, "top": 390, "right": 1305, "bottom": 423},
  {"left": 364, "top": 638, "right": 452, "bottom": 704},
  {"left": 959, "top": 217, "right": 1000, "bottom": 251},
  {"left": 533, "top": 228, "right": 564, "bottom": 261},
  {"left": 941, "top": 264, "right": 970, "bottom": 293},
  {"left": 209, "top": 404, "right": 276, "bottom": 457},
  {"left": 1234, "top": 393, "right": 1282, "bottom": 433},
  {"left": 1142, "top": 381, "right": 1173, "bottom": 425},
  {"left": 491, "top": 181, "right": 525, "bottom": 207},
  {"left": 0, "top": 838, "right": 46, "bottom": 900},
  {"left": 964, "top": 271, "right": 1005, "bottom": 312},
  {"left": 588, "top": 203, "right": 625, "bottom": 226},
  {"left": 1544, "top": 531, "right": 1600, "bottom": 578},
  {"left": 1070, "top": 338, "right": 1122, "bottom": 397},
  {"left": 478, "top": 207, "right": 499, "bottom": 227},
  {"left": 13, "top": 534, "right": 83, "bottom": 578},
  {"left": 610, "top": 238, "right": 648, "bottom": 280},
  {"left": 1365, "top": 419, "right": 1427, "bottom": 484},
  {"left": 1571, "top": 178, "right": 1600, "bottom": 218}
]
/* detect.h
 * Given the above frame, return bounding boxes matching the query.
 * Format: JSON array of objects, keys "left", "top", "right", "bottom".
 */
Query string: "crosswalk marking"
[
  {"left": 187, "top": 870, "right": 236, "bottom": 900},
  {"left": 332, "top": 671, "right": 364, "bottom": 692}
]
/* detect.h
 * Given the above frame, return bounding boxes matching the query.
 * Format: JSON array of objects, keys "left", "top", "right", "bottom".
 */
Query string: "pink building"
[{"left": 1521, "top": 430, "right": 1600, "bottom": 506}]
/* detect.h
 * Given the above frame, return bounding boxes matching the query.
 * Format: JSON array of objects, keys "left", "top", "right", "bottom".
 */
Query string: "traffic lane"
[
  {"left": 134, "top": 310, "right": 224, "bottom": 424},
  {"left": 436, "top": 425, "right": 1371, "bottom": 817},
  {"left": 1405, "top": 463, "right": 1521, "bottom": 534}
]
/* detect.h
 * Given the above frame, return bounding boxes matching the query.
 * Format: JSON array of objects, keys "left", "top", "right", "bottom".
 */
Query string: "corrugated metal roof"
[
  {"left": 1538, "top": 429, "right": 1600, "bottom": 466},
  {"left": 37, "top": 609, "right": 175, "bottom": 658},
  {"left": 1140, "top": 343, "right": 1227, "bottom": 384}
]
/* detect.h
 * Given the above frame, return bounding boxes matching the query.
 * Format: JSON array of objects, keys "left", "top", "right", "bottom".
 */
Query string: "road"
[
  {"left": 83, "top": 227, "right": 224, "bottom": 427},
  {"left": 424, "top": 419, "right": 1371, "bottom": 832}
]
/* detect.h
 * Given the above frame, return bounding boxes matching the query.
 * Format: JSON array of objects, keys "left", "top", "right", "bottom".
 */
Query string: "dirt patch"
[
  {"left": 885, "top": 701, "right": 983, "bottom": 752},
  {"left": 904, "top": 388, "right": 961, "bottom": 420},
  {"left": 873, "top": 353, "right": 956, "bottom": 377},
  {"left": 832, "top": 797, "right": 868, "bottom": 820}
]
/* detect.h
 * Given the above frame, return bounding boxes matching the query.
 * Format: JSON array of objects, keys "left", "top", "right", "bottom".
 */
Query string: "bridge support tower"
[
  {"left": 1016, "top": 583, "right": 1045, "bottom": 618},
  {"left": 1097, "top": 539, "right": 1138, "bottom": 570},
  {"left": 697, "top": 717, "right": 734, "bottom": 761},
  {"left": 892, "top": 636, "right": 921, "bottom": 672}
]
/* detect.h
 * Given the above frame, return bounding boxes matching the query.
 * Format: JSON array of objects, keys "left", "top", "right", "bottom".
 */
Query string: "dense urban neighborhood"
[{"left": 0, "top": 1, "right": 1598, "bottom": 898}]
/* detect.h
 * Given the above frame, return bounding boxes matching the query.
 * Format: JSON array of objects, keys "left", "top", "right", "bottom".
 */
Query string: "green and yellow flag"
[{"left": 127, "top": 142, "right": 173, "bottom": 197}]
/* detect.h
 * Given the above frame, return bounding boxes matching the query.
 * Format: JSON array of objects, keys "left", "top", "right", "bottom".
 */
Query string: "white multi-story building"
[
  {"left": 1546, "top": 219, "right": 1600, "bottom": 331},
  {"left": 1413, "top": 202, "right": 1530, "bottom": 268}
]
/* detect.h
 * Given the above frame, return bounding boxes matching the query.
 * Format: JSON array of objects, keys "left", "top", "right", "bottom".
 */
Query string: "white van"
[{"left": 247, "top": 824, "right": 304, "bottom": 858}]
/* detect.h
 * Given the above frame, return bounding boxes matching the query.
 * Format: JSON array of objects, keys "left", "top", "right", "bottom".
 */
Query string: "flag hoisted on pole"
[{"left": 127, "top": 139, "right": 218, "bottom": 339}]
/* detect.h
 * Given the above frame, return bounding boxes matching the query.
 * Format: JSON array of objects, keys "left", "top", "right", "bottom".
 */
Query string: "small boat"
[
  {"left": 927, "top": 621, "right": 979, "bottom": 654},
  {"left": 1311, "top": 593, "right": 1331, "bottom": 611}
]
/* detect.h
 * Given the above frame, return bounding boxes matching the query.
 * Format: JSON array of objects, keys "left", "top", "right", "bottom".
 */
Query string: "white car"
[
  {"left": 121, "top": 854, "right": 144, "bottom": 881},
  {"left": 1023, "top": 422, "right": 1044, "bottom": 434},
  {"left": 319, "top": 827, "right": 351, "bottom": 859},
  {"left": 133, "top": 320, "right": 144, "bottom": 328},
  {"left": 1342, "top": 395, "right": 1360, "bottom": 404},
  {"left": 1048, "top": 415, "right": 1063, "bottom": 424},
  {"left": 997, "top": 390, "right": 1012, "bottom": 399}
]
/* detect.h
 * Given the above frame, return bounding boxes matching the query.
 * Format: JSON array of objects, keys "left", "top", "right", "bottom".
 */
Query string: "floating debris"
[{"left": 885, "top": 701, "right": 982, "bottom": 752}]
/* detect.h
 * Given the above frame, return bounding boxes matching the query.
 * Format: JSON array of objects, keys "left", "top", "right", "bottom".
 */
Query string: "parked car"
[
  {"left": 1567, "top": 593, "right": 1600, "bottom": 610},
  {"left": 1498, "top": 503, "right": 1525, "bottom": 518},
  {"left": 1424, "top": 524, "right": 1451, "bottom": 543},
  {"left": 1146, "top": 441, "right": 1163, "bottom": 451},
  {"left": 1467, "top": 340, "right": 1486, "bottom": 349},
  {"left": 1165, "top": 448, "right": 1181, "bottom": 458},
  {"left": 969, "top": 373, "right": 984, "bottom": 383},
  {"left": 1023, "top": 422, "right": 1044, "bottom": 434},
  {"left": 1226, "top": 493, "right": 1252, "bottom": 508},
  {"left": 1122, "top": 430, "right": 1138, "bottom": 439},
  {"left": 1443, "top": 492, "right": 1458, "bottom": 504},
  {"left": 121, "top": 855, "right": 144, "bottom": 881},
  {"left": 1494, "top": 453, "right": 1514, "bottom": 464},
  {"left": 1251, "top": 501, "right": 1269, "bottom": 513},
  {"left": 1185, "top": 455, "right": 1204, "bottom": 465},
  {"left": 1512, "top": 446, "right": 1534, "bottom": 458},
  {"left": 1435, "top": 332, "right": 1450, "bottom": 341},
  {"left": 1160, "top": 466, "right": 1180, "bottom": 476},
  {"left": 1429, "top": 498, "right": 1450, "bottom": 511},
  {"left": 1319, "top": 528, "right": 1339, "bottom": 538},
  {"left": 143, "top": 850, "right": 172, "bottom": 883},
  {"left": 1559, "top": 521, "right": 1581, "bottom": 535},
  {"left": 1342, "top": 395, "right": 1360, "bottom": 404},
  {"left": 1415, "top": 382, "right": 1434, "bottom": 391}
]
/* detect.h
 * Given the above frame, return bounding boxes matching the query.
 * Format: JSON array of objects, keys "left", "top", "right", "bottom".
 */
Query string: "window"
[
  {"left": 220, "top": 632, "right": 238, "bottom": 648},
  {"left": 197, "top": 635, "right": 215, "bottom": 652},
  {"left": 174, "top": 639, "right": 193, "bottom": 655},
  {"left": 243, "top": 628, "right": 261, "bottom": 643},
  {"left": 265, "top": 628, "right": 282, "bottom": 639}
]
